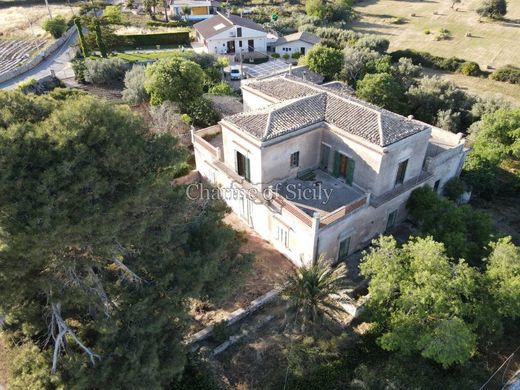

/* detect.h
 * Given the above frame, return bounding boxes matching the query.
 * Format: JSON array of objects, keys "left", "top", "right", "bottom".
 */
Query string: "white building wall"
[
  {"left": 274, "top": 40, "right": 315, "bottom": 55},
  {"left": 242, "top": 89, "right": 273, "bottom": 112},
  {"left": 201, "top": 25, "right": 268, "bottom": 55}
]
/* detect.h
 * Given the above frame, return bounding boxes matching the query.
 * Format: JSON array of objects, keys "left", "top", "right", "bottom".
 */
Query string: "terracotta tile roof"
[
  {"left": 273, "top": 31, "right": 320, "bottom": 46},
  {"left": 224, "top": 93, "right": 326, "bottom": 141},
  {"left": 239, "top": 75, "right": 428, "bottom": 146}
]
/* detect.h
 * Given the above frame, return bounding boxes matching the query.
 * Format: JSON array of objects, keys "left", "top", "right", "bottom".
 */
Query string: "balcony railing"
[{"left": 320, "top": 196, "right": 368, "bottom": 227}]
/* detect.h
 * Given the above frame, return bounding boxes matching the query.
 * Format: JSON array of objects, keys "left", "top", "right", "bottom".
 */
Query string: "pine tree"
[{"left": 0, "top": 91, "right": 251, "bottom": 387}]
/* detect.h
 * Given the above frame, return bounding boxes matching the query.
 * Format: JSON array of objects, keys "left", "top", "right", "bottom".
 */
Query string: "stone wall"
[{"left": 0, "top": 27, "right": 76, "bottom": 84}]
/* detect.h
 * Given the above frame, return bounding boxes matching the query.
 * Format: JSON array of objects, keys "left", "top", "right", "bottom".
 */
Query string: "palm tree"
[{"left": 284, "top": 255, "right": 347, "bottom": 332}]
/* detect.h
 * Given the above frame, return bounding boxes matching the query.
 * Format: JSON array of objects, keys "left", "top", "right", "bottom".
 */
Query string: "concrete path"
[{"left": 0, "top": 30, "right": 78, "bottom": 90}]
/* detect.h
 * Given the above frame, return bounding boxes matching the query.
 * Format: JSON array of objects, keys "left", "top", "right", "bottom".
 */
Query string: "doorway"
[
  {"left": 227, "top": 40, "right": 235, "bottom": 53},
  {"left": 236, "top": 151, "right": 251, "bottom": 182},
  {"left": 248, "top": 39, "right": 254, "bottom": 52}
]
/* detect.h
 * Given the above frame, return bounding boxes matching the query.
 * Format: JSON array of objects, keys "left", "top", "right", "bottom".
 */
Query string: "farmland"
[{"left": 351, "top": 0, "right": 520, "bottom": 70}]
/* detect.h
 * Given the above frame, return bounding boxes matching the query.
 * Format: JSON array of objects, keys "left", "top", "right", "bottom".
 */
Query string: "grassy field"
[
  {"left": 114, "top": 49, "right": 186, "bottom": 61},
  {"left": 423, "top": 68, "right": 520, "bottom": 105},
  {"left": 351, "top": 0, "right": 520, "bottom": 69},
  {"left": 0, "top": 4, "right": 78, "bottom": 39}
]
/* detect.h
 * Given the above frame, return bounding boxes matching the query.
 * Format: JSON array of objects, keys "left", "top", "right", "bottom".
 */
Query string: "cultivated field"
[
  {"left": 0, "top": 4, "right": 78, "bottom": 39},
  {"left": 351, "top": 0, "right": 520, "bottom": 69}
]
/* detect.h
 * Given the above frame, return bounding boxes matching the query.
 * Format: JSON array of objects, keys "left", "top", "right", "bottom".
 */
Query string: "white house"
[
  {"left": 193, "top": 12, "right": 268, "bottom": 55},
  {"left": 192, "top": 75, "right": 467, "bottom": 267},
  {"left": 272, "top": 31, "right": 320, "bottom": 56},
  {"left": 169, "top": 0, "right": 220, "bottom": 21}
]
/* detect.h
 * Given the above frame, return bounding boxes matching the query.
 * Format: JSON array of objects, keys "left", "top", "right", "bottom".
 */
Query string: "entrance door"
[
  {"left": 227, "top": 40, "right": 235, "bottom": 53},
  {"left": 386, "top": 209, "right": 398, "bottom": 232},
  {"left": 320, "top": 144, "right": 330, "bottom": 171},
  {"left": 248, "top": 39, "right": 254, "bottom": 52},
  {"left": 236, "top": 151, "right": 251, "bottom": 182},
  {"left": 300, "top": 47, "right": 306, "bottom": 55},
  {"left": 333, "top": 152, "right": 355, "bottom": 185}
]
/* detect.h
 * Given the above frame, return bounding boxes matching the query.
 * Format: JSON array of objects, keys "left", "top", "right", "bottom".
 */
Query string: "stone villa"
[{"left": 192, "top": 75, "right": 467, "bottom": 267}]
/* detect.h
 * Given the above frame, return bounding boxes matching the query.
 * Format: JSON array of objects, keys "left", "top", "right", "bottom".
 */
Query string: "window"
[
  {"left": 395, "top": 159, "right": 408, "bottom": 186},
  {"left": 433, "top": 180, "right": 441, "bottom": 192},
  {"left": 338, "top": 236, "right": 351, "bottom": 261},
  {"left": 248, "top": 39, "right": 254, "bottom": 52},
  {"left": 290, "top": 151, "right": 300, "bottom": 168},
  {"left": 332, "top": 151, "right": 355, "bottom": 185},
  {"left": 239, "top": 40, "right": 243, "bottom": 48},
  {"left": 235, "top": 151, "right": 251, "bottom": 182},
  {"left": 386, "top": 209, "right": 398, "bottom": 232},
  {"left": 237, "top": 27, "right": 242, "bottom": 37},
  {"left": 276, "top": 225, "right": 289, "bottom": 248}
]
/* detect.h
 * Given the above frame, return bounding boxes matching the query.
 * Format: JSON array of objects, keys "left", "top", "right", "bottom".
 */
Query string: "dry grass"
[
  {"left": 423, "top": 68, "right": 520, "bottom": 105},
  {"left": 0, "top": 4, "right": 79, "bottom": 39},
  {"left": 351, "top": 0, "right": 520, "bottom": 69}
]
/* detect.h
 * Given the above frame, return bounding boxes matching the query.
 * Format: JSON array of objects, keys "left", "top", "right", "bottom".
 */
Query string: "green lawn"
[
  {"left": 114, "top": 49, "right": 188, "bottom": 62},
  {"left": 351, "top": 0, "right": 520, "bottom": 69}
]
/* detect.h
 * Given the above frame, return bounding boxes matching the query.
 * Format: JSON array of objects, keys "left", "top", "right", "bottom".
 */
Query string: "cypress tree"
[
  {"left": 74, "top": 17, "right": 89, "bottom": 58},
  {"left": 94, "top": 19, "right": 107, "bottom": 58}
]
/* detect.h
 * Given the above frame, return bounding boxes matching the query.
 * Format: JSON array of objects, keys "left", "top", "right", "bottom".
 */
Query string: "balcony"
[{"left": 274, "top": 169, "right": 368, "bottom": 227}]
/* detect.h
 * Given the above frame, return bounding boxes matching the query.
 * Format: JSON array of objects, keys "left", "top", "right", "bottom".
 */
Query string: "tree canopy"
[
  {"left": 355, "top": 72, "right": 406, "bottom": 114},
  {"left": 144, "top": 57, "right": 205, "bottom": 105},
  {"left": 306, "top": 45, "right": 344, "bottom": 81},
  {"left": 0, "top": 91, "right": 251, "bottom": 388}
]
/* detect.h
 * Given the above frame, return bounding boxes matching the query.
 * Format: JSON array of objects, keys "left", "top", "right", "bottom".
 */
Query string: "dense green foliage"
[
  {"left": 284, "top": 256, "right": 347, "bottom": 331},
  {"left": 144, "top": 57, "right": 205, "bottom": 105},
  {"left": 490, "top": 64, "right": 520, "bottom": 84},
  {"left": 42, "top": 15, "right": 67, "bottom": 39},
  {"left": 477, "top": 0, "right": 508, "bottom": 19},
  {"left": 306, "top": 45, "right": 344, "bottom": 81},
  {"left": 360, "top": 236, "right": 483, "bottom": 367},
  {"left": 355, "top": 72, "right": 406, "bottom": 113},
  {"left": 120, "top": 31, "right": 190, "bottom": 48},
  {"left": 122, "top": 65, "right": 149, "bottom": 104},
  {"left": 0, "top": 91, "right": 251, "bottom": 388},
  {"left": 463, "top": 108, "right": 520, "bottom": 197},
  {"left": 74, "top": 18, "right": 89, "bottom": 58},
  {"left": 84, "top": 57, "right": 127, "bottom": 85},
  {"left": 407, "top": 187, "right": 493, "bottom": 265},
  {"left": 94, "top": 19, "right": 108, "bottom": 58},
  {"left": 182, "top": 96, "right": 220, "bottom": 127}
]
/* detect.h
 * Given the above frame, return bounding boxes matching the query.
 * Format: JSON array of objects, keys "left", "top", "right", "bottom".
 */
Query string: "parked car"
[{"left": 230, "top": 67, "right": 241, "bottom": 80}]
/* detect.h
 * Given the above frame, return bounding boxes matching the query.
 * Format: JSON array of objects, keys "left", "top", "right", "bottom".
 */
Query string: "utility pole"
[{"left": 44, "top": 0, "right": 53, "bottom": 19}]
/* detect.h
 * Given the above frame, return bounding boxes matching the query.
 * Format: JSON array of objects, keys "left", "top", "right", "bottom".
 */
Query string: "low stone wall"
[
  {"left": 0, "top": 27, "right": 76, "bottom": 84},
  {"left": 186, "top": 287, "right": 282, "bottom": 348}
]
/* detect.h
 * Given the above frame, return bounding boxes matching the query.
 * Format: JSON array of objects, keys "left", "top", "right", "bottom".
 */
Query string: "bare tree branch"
[{"left": 49, "top": 303, "right": 101, "bottom": 373}]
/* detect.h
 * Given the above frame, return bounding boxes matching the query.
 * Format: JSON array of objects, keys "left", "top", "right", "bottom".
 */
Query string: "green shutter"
[
  {"left": 346, "top": 158, "right": 355, "bottom": 185},
  {"left": 332, "top": 151, "right": 340, "bottom": 177},
  {"left": 244, "top": 157, "right": 251, "bottom": 182}
]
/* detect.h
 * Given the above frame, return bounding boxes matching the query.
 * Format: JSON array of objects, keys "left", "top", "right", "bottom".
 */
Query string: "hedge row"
[
  {"left": 146, "top": 20, "right": 189, "bottom": 28},
  {"left": 390, "top": 49, "right": 467, "bottom": 72},
  {"left": 490, "top": 65, "right": 520, "bottom": 85},
  {"left": 118, "top": 31, "right": 190, "bottom": 48}
]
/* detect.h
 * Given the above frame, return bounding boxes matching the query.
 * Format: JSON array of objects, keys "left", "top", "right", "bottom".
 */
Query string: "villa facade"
[{"left": 192, "top": 75, "right": 468, "bottom": 267}]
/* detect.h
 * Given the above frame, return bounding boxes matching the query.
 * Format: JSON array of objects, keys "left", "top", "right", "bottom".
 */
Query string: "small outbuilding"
[{"left": 272, "top": 31, "right": 320, "bottom": 56}]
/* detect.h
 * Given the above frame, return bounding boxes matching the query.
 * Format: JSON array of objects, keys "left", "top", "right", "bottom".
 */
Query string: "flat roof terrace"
[{"left": 274, "top": 169, "right": 366, "bottom": 218}]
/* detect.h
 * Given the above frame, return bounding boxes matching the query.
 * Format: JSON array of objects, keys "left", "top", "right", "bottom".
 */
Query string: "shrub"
[
  {"left": 122, "top": 65, "right": 149, "bottom": 104},
  {"left": 150, "top": 101, "right": 190, "bottom": 136},
  {"left": 146, "top": 20, "right": 188, "bottom": 28},
  {"left": 477, "top": 0, "right": 507, "bottom": 19},
  {"left": 424, "top": 28, "right": 431, "bottom": 35},
  {"left": 71, "top": 59, "right": 87, "bottom": 83},
  {"left": 458, "top": 61, "right": 481, "bottom": 76},
  {"left": 291, "top": 52, "right": 302, "bottom": 60},
  {"left": 84, "top": 58, "right": 127, "bottom": 85},
  {"left": 355, "top": 35, "right": 390, "bottom": 53},
  {"left": 282, "top": 53, "right": 290, "bottom": 60},
  {"left": 119, "top": 31, "right": 190, "bottom": 48},
  {"left": 271, "top": 52, "right": 280, "bottom": 58},
  {"left": 490, "top": 65, "right": 520, "bottom": 85},
  {"left": 182, "top": 97, "right": 220, "bottom": 127},
  {"left": 306, "top": 45, "right": 344, "bottom": 80},
  {"left": 391, "top": 16, "right": 406, "bottom": 24},
  {"left": 390, "top": 49, "right": 466, "bottom": 72},
  {"left": 42, "top": 15, "right": 67, "bottom": 39},
  {"left": 103, "top": 5, "right": 123, "bottom": 24},
  {"left": 443, "top": 177, "right": 468, "bottom": 201},
  {"left": 208, "top": 82, "right": 234, "bottom": 95},
  {"left": 435, "top": 28, "right": 451, "bottom": 41},
  {"left": 16, "top": 78, "right": 37, "bottom": 91}
]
